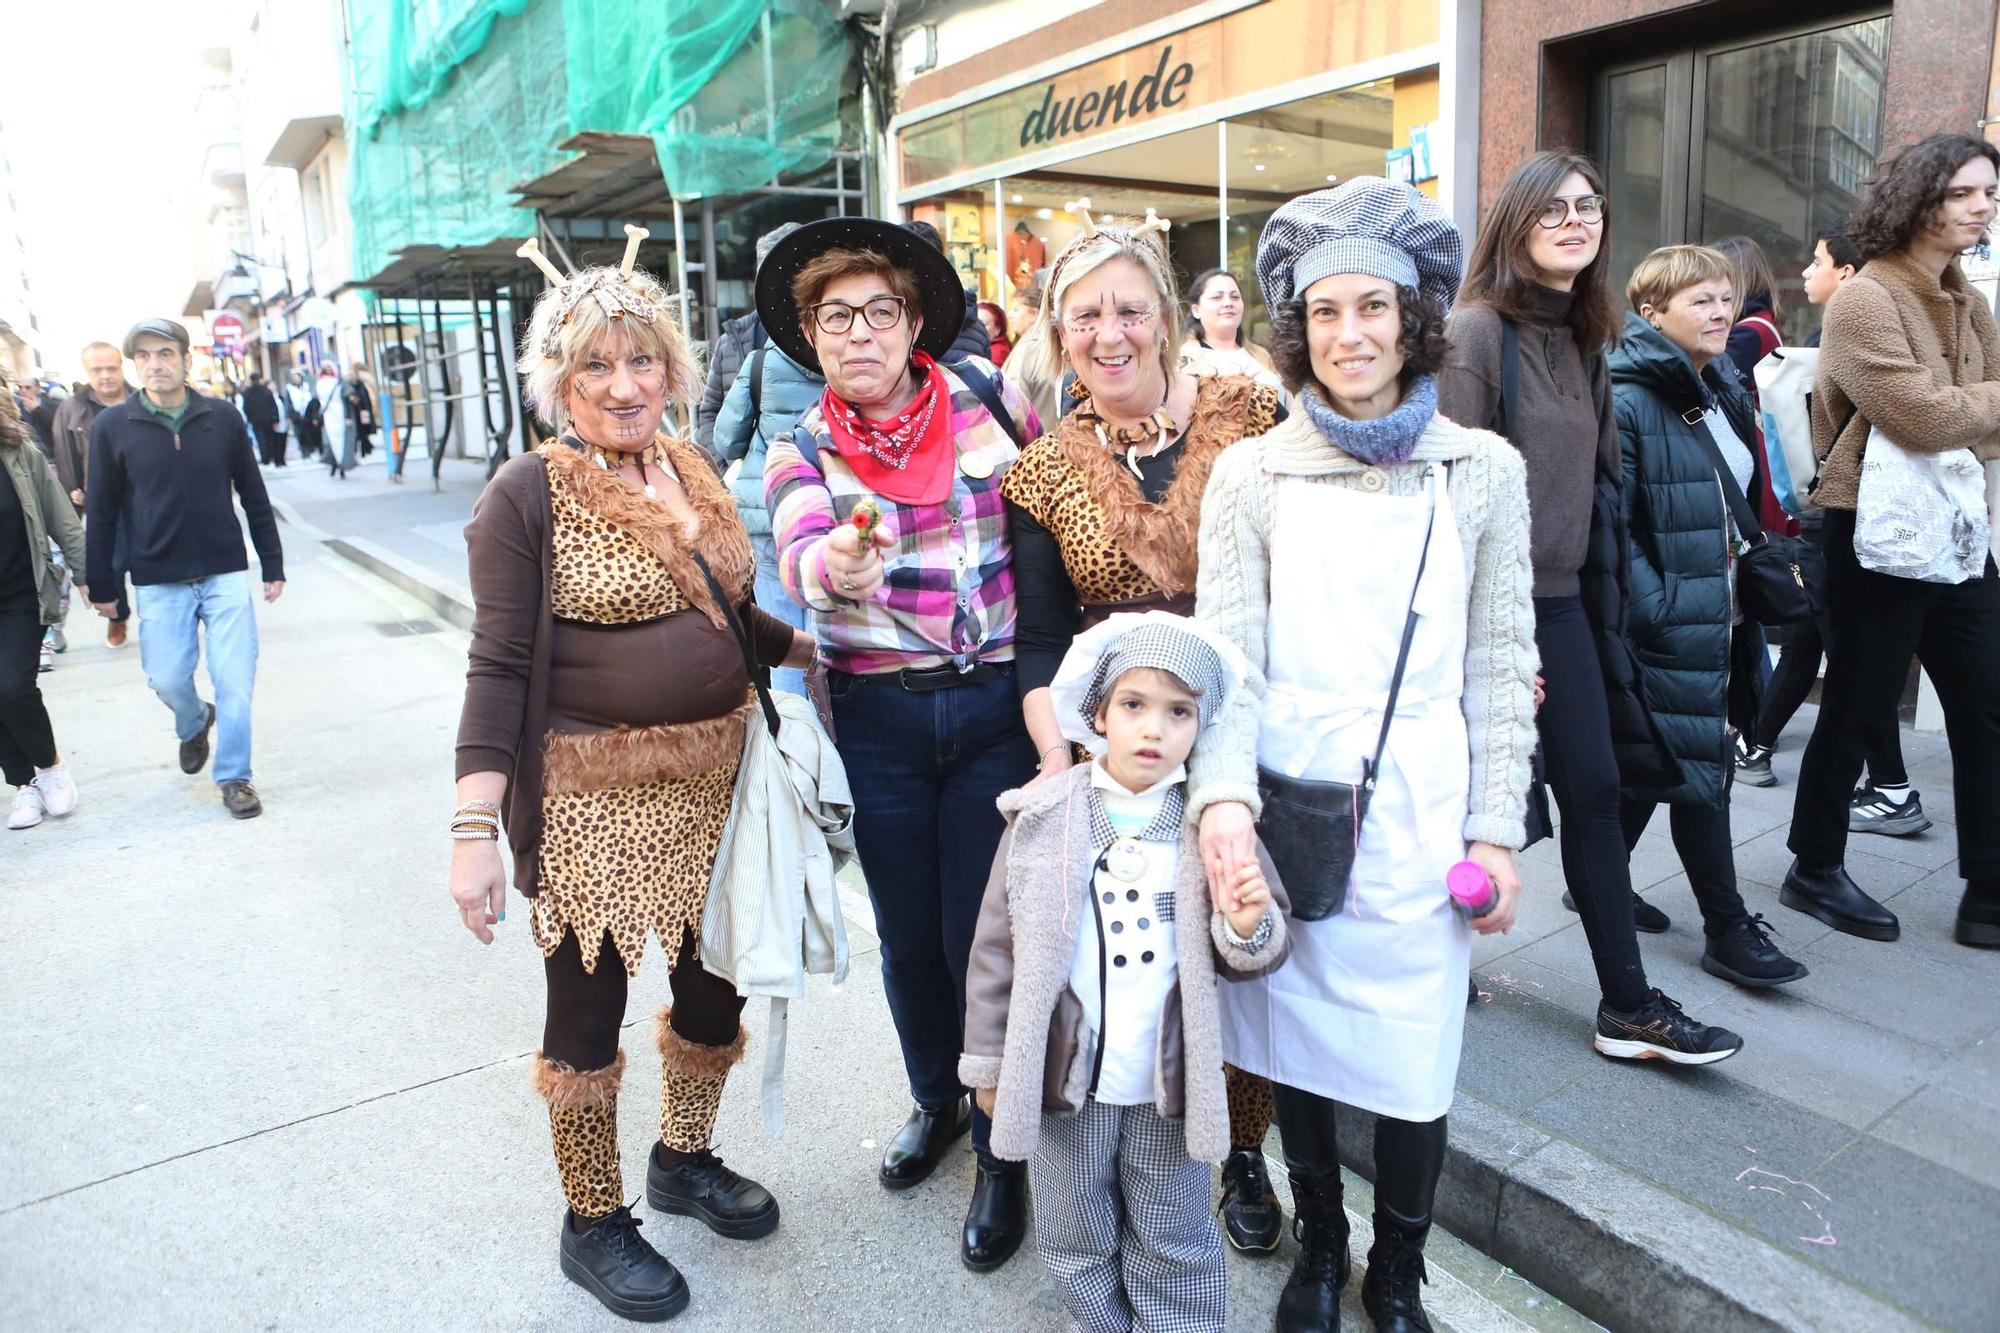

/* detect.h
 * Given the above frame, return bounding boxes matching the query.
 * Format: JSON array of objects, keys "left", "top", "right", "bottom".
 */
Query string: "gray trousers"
[{"left": 1029, "top": 1098, "right": 1227, "bottom": 1333}]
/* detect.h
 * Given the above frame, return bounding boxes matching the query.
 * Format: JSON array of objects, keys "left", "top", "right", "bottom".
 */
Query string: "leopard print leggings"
[{"left": 1225, "top": 1063, "right": 1276, "bottom": 1151}]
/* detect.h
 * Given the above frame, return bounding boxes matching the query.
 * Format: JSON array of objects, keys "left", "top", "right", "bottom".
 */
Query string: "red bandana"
[{"left": 821, "top": 352, "right": 956, "bottom": 506}]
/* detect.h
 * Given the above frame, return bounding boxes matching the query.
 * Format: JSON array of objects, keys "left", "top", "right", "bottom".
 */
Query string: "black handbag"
[
  {"left": 1680, "top": 404, "right": 1826, "bottom": 626},
  {"left": 1255, "top": 488, "right": 1437, "bottom": 922}
]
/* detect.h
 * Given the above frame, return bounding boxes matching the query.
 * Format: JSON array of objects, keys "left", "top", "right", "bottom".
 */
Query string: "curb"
[
  {"left": 270, "top": 498, "right": 476, "bottom": 632},
  {"left": 1330, "top": 1083, "right": 1929, "bottom": 1333}
]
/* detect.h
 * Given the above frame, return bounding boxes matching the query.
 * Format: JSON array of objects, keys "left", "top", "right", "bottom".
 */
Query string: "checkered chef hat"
[
  {"left": 1048, "top": 612, "right": 1252, "bottom": 756},
  {"left": 1254, "top": 177, "right": 1463, "bottom": 316}
]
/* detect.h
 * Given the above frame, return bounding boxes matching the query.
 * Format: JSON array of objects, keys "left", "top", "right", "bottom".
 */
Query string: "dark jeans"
[
  {"left": 1754, "top": 609, "right": 1907, "bottom": 784},
  {"left": 1621, "top": 798, "right": 1748, "bottom": 935},
  {"left": 1791, "top": 509, "right": 2000, "bottom": 879},
  {"left": 1534, "top": 596, "right": 1650, "bottom": 1010},
  {"left": 830, "top": 665, "right": 1036, "bottom": 1158},
  {"left": 541, "top": 927, "right": 746, "bottom": 1072},
  {"left": 1272, "top": 1082, "right": 1448, "bottom": 1225},
  {"left": 0, "top": 601, "right": 56, "bottom": 785}
]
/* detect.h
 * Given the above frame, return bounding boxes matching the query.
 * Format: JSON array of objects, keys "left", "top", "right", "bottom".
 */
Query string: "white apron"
[{"left": 1220, "top": 464, "right": 1471, "bottom": 1122}]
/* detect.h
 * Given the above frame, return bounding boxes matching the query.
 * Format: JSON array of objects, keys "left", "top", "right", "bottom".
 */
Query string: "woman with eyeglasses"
[
  {"left": 1440, "top": 154, "right": 1763, "bottom": 1059},
  {"left": 758, "top": 219, "right": 1044, "bottom": 1273},
  {"left": 998, "top": 208, "right": 1287, "bottom": 1256}
]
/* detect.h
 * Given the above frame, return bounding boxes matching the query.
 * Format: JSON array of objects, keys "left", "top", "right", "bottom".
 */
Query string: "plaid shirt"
[{"left": 765, "top": 359, "right": 1041, "bottom": 675}]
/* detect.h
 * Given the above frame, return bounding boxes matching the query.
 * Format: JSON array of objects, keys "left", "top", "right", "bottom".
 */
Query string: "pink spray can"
[{"left": 1447, "top": 860, "right": 1498, "bottom": 919}]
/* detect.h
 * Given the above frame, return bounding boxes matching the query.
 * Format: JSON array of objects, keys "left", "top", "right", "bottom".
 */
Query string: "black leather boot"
[
  {"left": 961, "top": 1154, "right": 1029, "bottom": 1273},
  {"left": 879, "top": 1099, "right": 970, "bottom": 1189},
  {"left": 558, "top": 1204, "right": 691, "bottom": 1323},
  {"left": 1781, "top": 858, "right": 1899, "bottom": 941},
  {"left": 1275, "top": 1168, "right": 1349, "bottom": 1332},
  {"left": 647, "top": 1145, "right": 779, "bottom": 1239},
  {"left": 1219, "top": 1147, "right": 1284, "bottom": 1253},
  {"left": 1360, "top": 1206, "right": 1432, "bottom": 1333},
  {"left": 1957, "top": 879, "right": 2000, "bottom": 948}
]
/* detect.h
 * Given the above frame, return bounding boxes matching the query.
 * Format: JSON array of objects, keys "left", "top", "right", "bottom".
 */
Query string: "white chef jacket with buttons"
[{"left": 1066, "top": 761, "right": 1185, "bottom": 1106}]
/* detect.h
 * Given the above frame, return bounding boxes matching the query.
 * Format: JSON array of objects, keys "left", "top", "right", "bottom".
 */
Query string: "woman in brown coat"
[
  {"left": 1784, "top": 132, "right": 2000, "bottom": 951},
  {"left": 448, "top": 249, "right": 816, "bottom": 1321}
]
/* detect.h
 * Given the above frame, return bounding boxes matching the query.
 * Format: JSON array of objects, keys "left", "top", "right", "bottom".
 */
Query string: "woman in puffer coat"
[
  {"left": 711, "top": 338, "right": 824, "bottom": 695},
  {"left": 1610, "top": 244, "right": 1807, "bottom": 991}
]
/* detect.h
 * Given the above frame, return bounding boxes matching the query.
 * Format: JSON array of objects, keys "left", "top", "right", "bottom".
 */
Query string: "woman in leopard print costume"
[
  {"left": 999, "top": 208, "right": 1287, "bottom": 1256},
  {"left": 450, "top": 248, "right": 817, "bottom": 1322}
]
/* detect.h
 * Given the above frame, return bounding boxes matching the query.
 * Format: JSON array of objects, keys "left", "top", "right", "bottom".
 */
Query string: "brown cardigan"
[
  {"left": 1810, "top": 249, "right": 2000, "bottom": 510},
  {"left": 455, "top": 443, "right": 793, "bottom": 896}
]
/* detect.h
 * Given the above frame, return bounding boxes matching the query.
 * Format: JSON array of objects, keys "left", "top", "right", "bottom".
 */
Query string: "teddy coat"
[{"left": 959, "top": 763, "right": 1290, "bottom": 1164}]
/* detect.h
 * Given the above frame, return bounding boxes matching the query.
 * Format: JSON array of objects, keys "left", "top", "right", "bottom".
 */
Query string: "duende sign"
[{"left": 1018, "top": 45, "right": 1196, "bottom": 149}]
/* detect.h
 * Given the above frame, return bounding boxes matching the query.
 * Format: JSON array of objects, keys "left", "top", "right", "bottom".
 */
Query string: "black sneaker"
[
  {"left": 1734, "top": 740, "right": 1778, "bottom": 788},
  {"left": 1217, "top": 1148, "right": 1283, "bottom": 1254},
  {"left": 179, "top": 703, "right": 216, "bottom": 775},
  {"left": 1849, "top": 787, "right": 1932, "bottom": 837},
  {"left": 1594, "top": 990, "right": 1743, "bottom": 1065},
  {"left": 1701, "top": 914, "right": 1809, "bottom": 989},
  {"left": 645, "top": 1145, "right": 778, "bottom": 1240},
  {"left": 1561, "top": 889, "right": 1670, "bottom": 934},
  {"left": 558, "top": 1204, "right": 690, "bottom": 1322}
]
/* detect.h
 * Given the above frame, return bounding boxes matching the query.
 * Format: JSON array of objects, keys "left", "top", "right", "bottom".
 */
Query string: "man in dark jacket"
[
  {"left": 50, "top": 340, "right": 136, "bottom": 639},
  {"left": 86, "top": 319, "right": 284, "bottom": 819},
  {"left": 241, "top": 373, "right": 285, "bottom": 466},
  {"left": 15, "top": 378, "right": 57, "bottom": 456},
  {"left": 901, "top": 220, "right": 994, "bottom": 364}
]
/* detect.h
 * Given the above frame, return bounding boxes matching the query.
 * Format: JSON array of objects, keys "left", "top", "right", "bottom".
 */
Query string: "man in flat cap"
[{"left": 85, "top": 319, "right": 284, "bottom": 819}]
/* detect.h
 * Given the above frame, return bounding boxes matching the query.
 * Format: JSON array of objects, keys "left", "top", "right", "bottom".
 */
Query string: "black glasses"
[
  {"left": 1538, "top": 194, "right": 1607, "bottom": 228},
  {"left": 809, "top": 296, "right": 908, "bottom": 335}
]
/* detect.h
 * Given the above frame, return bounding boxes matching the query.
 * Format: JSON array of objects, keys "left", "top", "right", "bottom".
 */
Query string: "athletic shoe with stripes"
[
  {"left": 1849, "top": 786, "right": 1931, "bottom": 837},
  {"left": 1594, "top": 990, "right": 1742, "bottom": 1065}
]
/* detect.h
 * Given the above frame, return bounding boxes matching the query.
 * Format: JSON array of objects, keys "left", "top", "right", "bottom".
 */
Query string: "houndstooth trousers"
[{"left": 1029, "top": 1098, "right": 1227, "bottom": 1333}]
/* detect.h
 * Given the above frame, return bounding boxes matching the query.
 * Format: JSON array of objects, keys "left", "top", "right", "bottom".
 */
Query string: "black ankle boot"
[
  {"left": 558, "top": 1204, "right": 691, "bottom": 1323},
  {"left": 1219, "top": 1147, "right": 1284, "bottom": 1253},
  {"left": 962, "top": 1154, "right": 1028, "bottom": 1272},
  {"left": 646, "top": 1145, "right": 779, "bottom": 1240},
  {"left": 1957, "top": 879, "right": 2000, "bottom": 948},
  {"left": 1781, "top": 858, "right": 1899, "bottom": 940},
  {"left": 1275, "top": 1168, "right": 1349, "bottom": 1332},
  {"left": 879, "top": 1099, "right": 970, "bottom": 1189},
  {"left": 1361, "top": 1207, "right": 1432, "bottom": 1333}
]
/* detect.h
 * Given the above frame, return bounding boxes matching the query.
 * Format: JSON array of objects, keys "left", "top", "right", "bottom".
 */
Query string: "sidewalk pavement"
[
  {"left": 78, "top": 452, "right": 1993, "bottom": 1331},
  {"left": 0, "top": 525, "right": 1578, "bottom": 1331}
]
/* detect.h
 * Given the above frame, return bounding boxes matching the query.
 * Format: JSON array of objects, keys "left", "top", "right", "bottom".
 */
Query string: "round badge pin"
[
  {"left": 1106, "top": 838, "right": 1147, "bottom": 883},
  {"left": 960, "top": 449, "right": 995, "bottom": 480}
]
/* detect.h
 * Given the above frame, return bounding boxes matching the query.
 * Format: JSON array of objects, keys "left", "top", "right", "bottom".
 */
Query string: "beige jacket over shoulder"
[{"left": 1187, "top": 408, "right": 1540, "bottom": 849}]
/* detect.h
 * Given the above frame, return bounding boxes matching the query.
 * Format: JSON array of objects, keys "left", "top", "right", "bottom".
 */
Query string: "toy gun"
[{"left": 849, "top": 498, "right": 884, "bottom": 547}]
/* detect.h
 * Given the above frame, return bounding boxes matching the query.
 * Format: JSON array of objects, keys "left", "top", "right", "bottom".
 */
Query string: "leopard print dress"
[{"left": 531, "top": 438, "right": 757, "bottom": 978}]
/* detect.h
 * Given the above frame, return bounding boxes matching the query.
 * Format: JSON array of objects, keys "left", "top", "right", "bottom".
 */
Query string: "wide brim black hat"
[{"left": 754, "top": 217, "right": 967, "bottom": 374}]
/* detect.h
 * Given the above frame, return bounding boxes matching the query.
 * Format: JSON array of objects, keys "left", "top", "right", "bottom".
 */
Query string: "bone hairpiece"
[
  {"left": 1137, "top": 208, "right": 1172, "bottom": 238},
  {"left": 1065, "top": 197, "right": 1097, "bottom": 236},
  {"left": 517, "top": 237, "right": 568, "bottom": 287},
  {"left": 619, "top": 224, "right": 649, "bottom": 278}
]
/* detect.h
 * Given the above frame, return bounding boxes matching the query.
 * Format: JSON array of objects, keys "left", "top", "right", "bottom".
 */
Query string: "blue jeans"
[
  {"left": 134, "top": 573, "right": 259, "bottom": 784},
  {"left": 829, "top": 665, "right": 1035, "bottom": 1157},
  {"left": 752, "top": 534, "right": 808, "bottom": 697}
]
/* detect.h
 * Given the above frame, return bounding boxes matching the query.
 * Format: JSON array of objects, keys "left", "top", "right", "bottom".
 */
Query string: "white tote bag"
[
  {"left": 1753, "top": 347, "right": 1820, "bottom": 517},
  {"left": 1853, "top": 425, "right": 1991, "bottom": 584}
]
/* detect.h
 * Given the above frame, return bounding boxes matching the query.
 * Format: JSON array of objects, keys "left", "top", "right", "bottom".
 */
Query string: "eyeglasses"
[
  {"left": 1062, "top": 303, "right": 1160, "bottom": 337},
  {"left": 810, "top": 296, "right": 907, "bottom": 335},
  {"left": 1538, "top": 194, "right": 1607, "bottom": 228}
]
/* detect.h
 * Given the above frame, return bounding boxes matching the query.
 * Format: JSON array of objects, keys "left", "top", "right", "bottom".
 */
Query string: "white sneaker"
[
  {"left": 33, "top": 763, "right": 76, "bottom": 817},
  {"left": 45, "top": 626, "right": 66, "bottom": 653},
  {"left": 38, "top": 644, "right": 52, "bottom": 672},
  {"left": 8, "top": 785, "right": 45, "bottom": 829}
]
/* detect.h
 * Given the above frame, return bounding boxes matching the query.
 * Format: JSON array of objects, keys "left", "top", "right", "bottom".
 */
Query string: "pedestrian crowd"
[{"left": 3, "top": 122, "right": 1990, "bottom": 1333}]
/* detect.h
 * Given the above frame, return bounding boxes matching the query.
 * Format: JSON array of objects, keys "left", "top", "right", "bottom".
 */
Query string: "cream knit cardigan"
[{"left": 1187, "top": 408, "right": 1541, "bottom": 850}]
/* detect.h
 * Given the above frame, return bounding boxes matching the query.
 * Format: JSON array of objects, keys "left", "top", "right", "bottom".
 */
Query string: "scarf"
[
  {"left": 286, "top": 382, "right": 312, "bottom": 414},
  {"left": 821, "top": 351, "right": 956, "bottom": 506},
  {"left": 1298, "top": 372, "right": 1437, "bottom": 468}
]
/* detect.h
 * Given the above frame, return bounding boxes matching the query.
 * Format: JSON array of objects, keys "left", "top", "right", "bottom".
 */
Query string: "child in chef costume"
[{"left": 960, "top": 611, "right": 1290, "bottom": 1333}]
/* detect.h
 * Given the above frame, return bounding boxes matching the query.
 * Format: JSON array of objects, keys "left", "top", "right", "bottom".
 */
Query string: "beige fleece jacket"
[{"left": 1187, "top": 409, "right": 1541, "bottom": 850}]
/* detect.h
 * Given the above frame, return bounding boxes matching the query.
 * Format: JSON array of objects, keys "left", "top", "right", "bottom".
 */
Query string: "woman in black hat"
[{"left": 758, "top": 219, "right": 1043, "bottom": 1272}]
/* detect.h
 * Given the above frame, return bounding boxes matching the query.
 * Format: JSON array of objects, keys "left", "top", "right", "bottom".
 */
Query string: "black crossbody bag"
[
  {"left": 1679, "top": 403, "right": 1825, "bottom": 626},
  {"left": 1254, "top": 487, "right": 1437, "bottom": 922}
]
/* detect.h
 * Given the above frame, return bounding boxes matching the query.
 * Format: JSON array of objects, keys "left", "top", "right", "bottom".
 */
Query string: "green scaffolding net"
[{"left": 345, "top": 0, "right": 852, "bottom": 284}]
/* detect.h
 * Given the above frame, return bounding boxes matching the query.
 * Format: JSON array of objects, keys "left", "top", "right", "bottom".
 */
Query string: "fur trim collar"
[
  {"left": 540, "top": 435, "right": 752, "bottom": 630},
  {"left": 1049, "top": 376, "right": 1272, "bottom": 597}
]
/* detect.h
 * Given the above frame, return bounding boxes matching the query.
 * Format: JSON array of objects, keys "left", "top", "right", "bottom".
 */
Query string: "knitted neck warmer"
[{"left": 1299, "top": 372, "right": 1436, "bottom": 467}]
